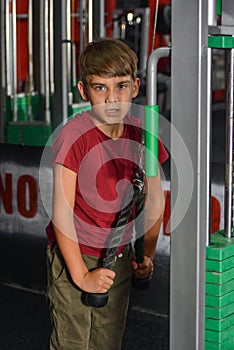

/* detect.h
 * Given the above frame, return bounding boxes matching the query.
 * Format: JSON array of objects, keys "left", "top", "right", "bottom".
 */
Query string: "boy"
[{"left": 46, "top": 38, "right": 168, "bottom": 349}]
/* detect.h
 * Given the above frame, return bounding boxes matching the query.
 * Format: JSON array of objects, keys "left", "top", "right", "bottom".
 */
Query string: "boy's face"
[{"left": 77, "top": 75, "right": 140, "bottom": 125}]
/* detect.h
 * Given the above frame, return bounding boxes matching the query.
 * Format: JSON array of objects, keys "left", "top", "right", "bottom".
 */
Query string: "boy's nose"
[{"left": 105, "top": 89, "right": 118, "bottom": 103}]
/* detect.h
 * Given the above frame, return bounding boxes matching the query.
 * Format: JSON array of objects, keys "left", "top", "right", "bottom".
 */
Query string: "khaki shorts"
[{"left": 46, "top": 243, "right": 132, "bottom": 350}]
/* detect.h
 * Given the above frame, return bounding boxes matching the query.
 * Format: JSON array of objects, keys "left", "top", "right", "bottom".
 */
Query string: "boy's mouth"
[{"left": 104, "top": 108, "right": 120, "bottom": 116}]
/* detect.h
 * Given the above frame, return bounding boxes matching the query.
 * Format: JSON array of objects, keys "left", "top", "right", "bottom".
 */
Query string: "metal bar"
[
  {"left": 79, "top": 0, "right": 85, "bottom": 55},
  {"left": 66, "top": 0, "right": 71, "bottom": 93},
  {"left": 99, "top": 0, "right": 105, "bottom": 38},
  {"left": 49, "top": 0, "right": 54, "bottom": 94},
  {"left": 139, "top": 7, "right": 150, "bottom": 74},
  {"left": 6, "top": 0, "right": 11, "bottom": 96},
  {"left": 146, "top": 47, "right": 171, "bottom": 106},
  {"left": 44, "top": 0, "right": 51, "bottom": 124},
  {"left": 28, "top": 0, "right": 34, "bottom": 92},
  {"left": 224, "top": 48, "right": 234, "bottom": 238},
  {"left": 12, "top": 0, "right": 17, "bottom": 122},
  {"left": 61, "top": 0, "right": 68, "bottom": 122},
  {"left": 0, "top": 1, "right": 6, "bottom": 142},
  {"left": 72, "top": 42, "right": 77, "bottom": 88},
  {"left": 88, "top": 0, "right": 93, "bottom": 42},
  {"left": 40, "top": 0, "right": 45, "bottom": 95},
  {"left": 208, "top": 0, "right": 217, "bottom": 27},
  {"left": 27, "top": 0, "right": 34, "bottom": 121},
  {"left": 205, "top": 47, "right": 212, "bottom": 246}
]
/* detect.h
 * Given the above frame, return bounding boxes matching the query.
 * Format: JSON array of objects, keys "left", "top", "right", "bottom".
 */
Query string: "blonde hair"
[{"left": 79, "top": 38, "right": 138, "bottom": 85}]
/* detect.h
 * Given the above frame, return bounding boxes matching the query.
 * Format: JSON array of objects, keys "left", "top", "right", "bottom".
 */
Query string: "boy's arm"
[
  {"left": 52, "top": 164, "right": 115, "bottom": 293},
  {"left": 132, "top": 172, "right": 165, "bottom": 279}
]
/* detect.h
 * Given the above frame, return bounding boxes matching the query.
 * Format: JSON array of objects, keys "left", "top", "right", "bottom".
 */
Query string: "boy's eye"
[
  {"left": 94, "top": 85, "right": 105, "bottom": 91},
  {"left": 119, "top": 83, "right": 127, "bottom": 89}
]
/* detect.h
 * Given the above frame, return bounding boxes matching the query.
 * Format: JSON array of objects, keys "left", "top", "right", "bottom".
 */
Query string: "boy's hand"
[
  {"left": 80, "top": 268, "right": 115, "bottom": 294},
  {"left": 131, "top": 256, "right": 154, "bottom": 279}
]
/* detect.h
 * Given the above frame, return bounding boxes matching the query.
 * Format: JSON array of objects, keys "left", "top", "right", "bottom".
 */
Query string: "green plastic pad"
[
  {"left": 206, "top": 312, "right": 234, "bottom": 332},
  {"left": 206, "top": 302, "right": 234, "bottom": 319},
  {"left": 205, "top": 336, "right": 234, "bottom": 350},
  {"left": 206, "top": 290, "right": 234, "bottom": 308},
  {"left": 206, "top": 278, "right": 234, "bottom": 297},
  {"left": 205, "top": 323, "right": 234, "bottom": 343},
  {"left": 206, "top": 231, "right": 234, "bottom": 261},
  {"left": 208, "top": 36, "right": 234, "bottom": 49},
  {"left": 144, "top": 105, "right": 158, "bottom": 177},
  {"left": 206, "top": 255, "right": 234, "bottom": 273},
  {"left": 206, "top": 267, "right": 234, "bottom": 284}
]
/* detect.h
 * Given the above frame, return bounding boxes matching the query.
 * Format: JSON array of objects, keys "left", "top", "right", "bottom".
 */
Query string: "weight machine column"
[{"left": 170, "top": 0, "right": 209, "bottom": 349}]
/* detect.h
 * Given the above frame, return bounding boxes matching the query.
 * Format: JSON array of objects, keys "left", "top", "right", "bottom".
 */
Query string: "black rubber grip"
[{"left": 81, "top": 291, "right": 109, "bottom": 308}]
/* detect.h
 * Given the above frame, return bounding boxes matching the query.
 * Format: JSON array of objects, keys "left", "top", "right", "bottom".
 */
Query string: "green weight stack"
[
  {"left": 6, "top": 93, "right": 52, "bottom": 146},
  {"left": 205, "top": 231, "right": 234, "bottom": 349}
]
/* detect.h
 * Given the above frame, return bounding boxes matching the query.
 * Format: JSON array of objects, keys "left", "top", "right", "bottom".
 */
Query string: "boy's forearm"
[
  {"left": 143, "top": 174, "right": 165, "bottom": 260},
  {"left": 144, "top": 210, "right": 164, "bottom": 260},
  {"left": 53, "top": 224, "right": 88, "bottom": 286}
]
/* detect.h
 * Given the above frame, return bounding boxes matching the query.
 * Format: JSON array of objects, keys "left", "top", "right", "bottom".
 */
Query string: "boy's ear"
[
  {"left": 132, "top": 77, "right": 140, "bottom": 98},
  {"left": 77, "top": 81, "right": 89, "bottom": 101}
]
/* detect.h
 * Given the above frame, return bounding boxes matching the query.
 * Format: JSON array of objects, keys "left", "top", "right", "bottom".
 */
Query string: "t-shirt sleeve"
[
  {"left": 51, "top": 120, "right": 82, "bottom": 173},
  {"left": 158, "top": 138, "right": 169, "bottom": 164}
]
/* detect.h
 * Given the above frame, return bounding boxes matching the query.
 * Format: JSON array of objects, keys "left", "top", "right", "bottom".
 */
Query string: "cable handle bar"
[{"left": 82, "top": 169, "right": 150, "bottom": 308}]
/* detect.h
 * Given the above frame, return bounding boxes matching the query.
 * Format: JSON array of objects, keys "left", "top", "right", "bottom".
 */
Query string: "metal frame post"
[
  {"left": 0, "top": 1, "right": 6, "bottom": 142},
  {"left": 170, "top": 0, "right": 209, "bottom": 349},
  {"left": 53, "top": 0, "right": 68, "bottom": 126}
]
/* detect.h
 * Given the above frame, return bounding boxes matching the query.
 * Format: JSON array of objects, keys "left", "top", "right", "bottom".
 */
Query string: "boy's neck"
[{"left": 90, "top": 116, "right": 125, "bottom": 139}]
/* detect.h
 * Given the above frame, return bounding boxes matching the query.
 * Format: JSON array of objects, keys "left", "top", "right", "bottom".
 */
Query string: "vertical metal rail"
[
  {"left": 49, "top": 0, "right": 54, "bottom": 95},
  {"left": 12, "top": 0, "right": 17, "bottom": 122},
  {"left": 99, "top": 0, "right": 105, "bottom": 38},
  {"left": 61, "top": 0, "right": 68, "bottom": 122},
  {"left": 88, "top": 0, "right": 93, "bottom": 43},
  {"left": 28, "top": 0, "right": 34, "bottom": 92},
  {"left": 205, "top": 46, "right": 212, "bottom": 247},
  {"left": 40, "top": 0, "right": 45, "bottom": 96},
  {"left": 27, "top": 0, "right": 34, "bottom": 121},
  {"left": 6, "top": 0, "right": 17, "bottom": 116},
  {"left": 205, "top": 0, "right": 217, "bottom": 247},
  {"left": 66, "top": 1, "right": 73, "bottom": 106},
  {"left": 139, "top": 7, "right": 150, "bottom": 75},
  {"left": 224, "top": 49, "right": 234, "bottom": 238},
  {"left": 0, "top": 1, "right": 6, "bottom": 142},
  {"left": 79, "top": 0, "right": 86, "bottom": 54},
  {"left": 44, "top": 0, "right": 51, "bottom": 124},
  {"left": 5, "top": 0, "right": 11, "bottom": 97}
]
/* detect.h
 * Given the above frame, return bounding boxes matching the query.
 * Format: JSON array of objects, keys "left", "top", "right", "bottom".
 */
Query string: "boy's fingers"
[
  {"left": 131, "top": 260, "right": 138, "bottom": 270},
  {"left": 102, "top": 268, "right": 115, "bottom": 279}
]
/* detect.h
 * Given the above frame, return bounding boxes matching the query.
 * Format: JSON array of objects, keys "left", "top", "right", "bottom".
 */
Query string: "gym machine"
[
  {"left": 3, "top": 0, "right": 53, "bottom": 145},
  {"left": 0, "top": 1, "right": 105, "bottom": 144}
]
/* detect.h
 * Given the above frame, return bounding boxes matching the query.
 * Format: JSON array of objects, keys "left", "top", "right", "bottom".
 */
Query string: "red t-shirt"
[{"left": 46, "top": 111, "right": 168, "bottom": 257}]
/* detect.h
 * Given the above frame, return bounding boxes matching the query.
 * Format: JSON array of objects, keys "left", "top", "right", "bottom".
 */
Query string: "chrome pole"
[
  {"left": 6, "top": 0, "right": 12, "bottom": 96},
  {"left": 224, "top": 48, "right": 234, "bottom": 238},
  {"left": 12, "top": 0, "right": 17, "bottom": 122},
  {"left": 28, "top": 0, "right": 34, "bottom": 121},
  {"left": 44, "top": 0, "right": 51, "bottom": 124},
  {"left": 49, "top": 0, "right": 54, "bottom": 94},
  {"left": 88, "top": 0, "right": 93, "bottom": 43}
]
